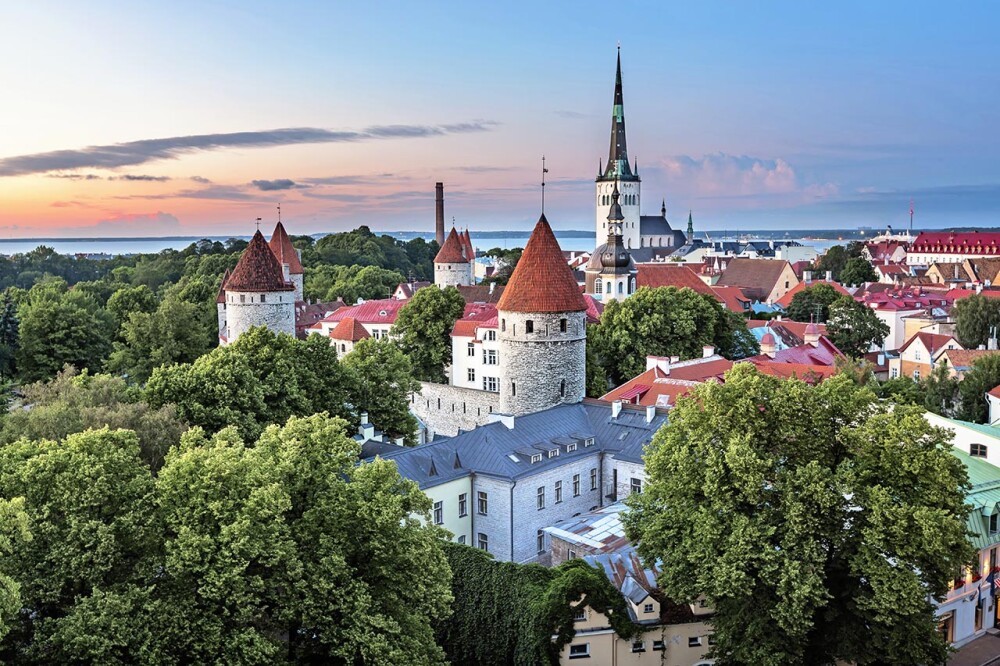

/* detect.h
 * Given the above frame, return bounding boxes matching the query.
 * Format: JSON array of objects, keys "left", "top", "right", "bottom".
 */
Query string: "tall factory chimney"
[{"left": 435, "top": 182, "right": 445, "bottom": 246}]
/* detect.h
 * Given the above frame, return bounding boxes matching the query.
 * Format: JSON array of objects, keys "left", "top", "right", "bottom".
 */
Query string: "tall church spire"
[
  {"left": 601, "top": 47, "right": 637, "bottom": 182},
  {"left": 687, "top": 210, "right": 694, "bottom": 242}
]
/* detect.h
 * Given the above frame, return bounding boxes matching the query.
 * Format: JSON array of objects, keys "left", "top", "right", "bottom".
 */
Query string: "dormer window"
[
  {"left": 566, "top": 443, "right": 577, "bottom": 453},
  {"left": 584, "top": 438, "right": 595, "bottom": 447},
  {"left": 379, "top": 310, "right": 387, "bottom": 317},
  {"left": 972, "top": 443, "right": 988, "bottom": 458},
  {"left": 991, "top": 512, "right": 998, "bottom": 534},
  {"left": 548, "top": 449, "right": 559, "bottom": 459},
  {"left": 530, "top": 453, "right": 542, "bottom": 464}
]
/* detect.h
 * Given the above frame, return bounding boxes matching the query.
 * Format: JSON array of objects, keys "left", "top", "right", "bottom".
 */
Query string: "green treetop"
[{"left": 393, "top": 286, "right": 467, "bottom": 383}]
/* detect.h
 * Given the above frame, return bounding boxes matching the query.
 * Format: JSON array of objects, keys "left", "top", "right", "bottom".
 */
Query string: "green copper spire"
[{"left": 600, "top": 47, "right": 637, "bottom": 182}]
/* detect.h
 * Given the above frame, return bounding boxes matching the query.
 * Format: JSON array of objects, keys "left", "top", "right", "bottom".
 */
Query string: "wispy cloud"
[
  {"left": 0, "top": 121, "right": 499, "bottom": 177},
  {"left": 112, "top": 174, "right": 171, "bottom": 182},
  {"left": 190, "top": 175, "right": 211, "bottom": 184}
]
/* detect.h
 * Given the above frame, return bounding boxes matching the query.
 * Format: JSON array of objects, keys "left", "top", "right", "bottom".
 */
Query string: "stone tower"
[
  {"left": 222, "top": 230, "right": 296, "bottom": 345},
  {"left": 268, "top": 221, "right": 304, "bottom": 301},
  {"left": 497, "top": 214, "right": 588, "bottom": 416},
  {"left": 434, "top": 226, "right": 474, "bottom": 288},
  {"left": 585, "top": 182, "right": 637, "bottom": 302},
  {"left": 595, "top": 48, "right": 640, "bottom": 250}
]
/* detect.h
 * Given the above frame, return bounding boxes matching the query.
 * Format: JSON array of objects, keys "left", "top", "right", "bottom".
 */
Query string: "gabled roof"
[
  {"left": 990, "top": 385, "right": 1000, "bottom": 400},
  {"left": 329, "top": 316, "right": 370, "bottom": 342},
  {"left": 898, "top": 331, "right": 960, "bottom": 355},
  {"left": 774, "top": 279, "right": 851, "bottom": 309},
  {"left": 309, "top": 298, "right": 405, "bottom": 327},
  {"left": 434, "top": 227, "right": 470, "bottom": 264},
  {"left": 462, "top": 229, "right": 475, "bottom": 259},
  {"left": 215, "top": 269, "right": 230, "bottom": 304},
  {"left": 711, "top": 286, "right": 754, "bottom": 312},
  {"left": 497, "top": 214, "right": 588, "bottom": 313},
  {"left": 715, "top": 258, "right": 794, "bottom": 300},
  {"left": 635, "top": 264, "right": 715, "bottom": 297},
  {"left": 394, "top": 281, "right": 431, "bottom": 299},
  {"left": 268, "top": 221, "right": 304, "bottom": 274},
  {"left": 225, "top": 230, "right": 295, "bottom": 292},
  {"left": 935, "top": 348, "right": 1000, "bottom": 371}
]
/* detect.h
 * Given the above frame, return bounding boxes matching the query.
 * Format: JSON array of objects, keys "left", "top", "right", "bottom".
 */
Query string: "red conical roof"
[
  {"left": 462, "top": 229, "right": 475, "bottom": 259},
  {"left": 225, "top": 230, "right": 295, "bottom": 292},
  {"left": 497, "top": 214, "right": 587, "bottom": 313},
  {"left": 435, "top": 227, "right": 469, "bottom": 263},
  {"left": 216, "top": 269, "right": 230, "bottom": 304},
  {"left": 268, "top": 221, "right": 304, "bottom": 274}
]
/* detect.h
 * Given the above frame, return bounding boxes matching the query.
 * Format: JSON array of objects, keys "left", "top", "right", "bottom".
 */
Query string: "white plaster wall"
[
  {"left": 224, "top": 289, "right": 295, "bottom": 343},
  {"left": 451, "top": 327, "right": 501, "bottom": 390},
  {"left": 435, "top": 262, "right": 474, "bottom": 289},
  {"left": 595, "top": 179, "right": 641, "bottom": 250}
]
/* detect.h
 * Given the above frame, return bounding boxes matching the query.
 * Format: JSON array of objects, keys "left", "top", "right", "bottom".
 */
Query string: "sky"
[{"left": 0, "top": 0, "right": 998, "bottom": 238}]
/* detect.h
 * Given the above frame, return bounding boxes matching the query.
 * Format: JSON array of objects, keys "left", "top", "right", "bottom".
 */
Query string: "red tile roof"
[
  {"left": 329, "top": 316, "right": 370, "bottom": 342},
  {"left": 636, "top": 264, "right": 715, "bottom": 297},
  {"left": 774, "top": 279, "right": 851, "bottom": 309},
  {"left": 898, "top": 331, "right": 959, "bottom": 355},
  {"left": 936, "top": 348, "right": 1000, "bottom": 370},
  {"left": 989, "top": 384, "right": 1000, "bottom": 400},
  {"left": 747, "top": 336, "right": 842, "bottom": 366},
  {"left": 497, "top": 214, "right": 588, "bottom": 313},
  {"left": 715, "top": 258, "right": 794, "bottom": 301},
  {"left": 311, "top": 298, "right": 405, "bottom": 327},
  {"left": 268, "top": 222, "right": 304, "bottom": 274},
  {"left": 583, "top": 294, "right": 605, "bottom": 324},
  {"left": 751, "top": 360, "right": 837, "bottom": 382},
  {"left": 225, "top": 230, "right": 295, "bottom": 292},
  {"left": 435, "top": 227, "right": 470, "bottom": 263},
  {"left": 451, "top": 303, "right": 499, "bottom": 337},
  {"left": 216, "top": 269, "right": 230, "bottom": 304},
  {"left": 711, "top": 286, "right": 753, "bottom": 312},
  {"left": 462, "top": 229, "right": 475, "bottom": 259},
  {"left": 911, "top": 231, "right": 1000, "bottom": 255}
]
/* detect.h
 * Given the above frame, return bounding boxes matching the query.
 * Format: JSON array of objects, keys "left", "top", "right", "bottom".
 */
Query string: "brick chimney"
[{"left": 435, "top": 182, "right": 445, "bottom": 246}]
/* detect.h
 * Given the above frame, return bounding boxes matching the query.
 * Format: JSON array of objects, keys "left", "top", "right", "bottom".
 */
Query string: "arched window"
[
  {"left": 972, "top": 443, "right": 988, "bottom": 458},
  {"left": 618, "top": 282, "right": 624, "bottom": 294},
  {"left": 630, "top": 278, "right": 636, "bottom": 293},
  {"left": 595, "top": 281, "right": 602, "bottom": 294},
  {"left": 605, "top": 281, "right": 611, "bottom": 294}
]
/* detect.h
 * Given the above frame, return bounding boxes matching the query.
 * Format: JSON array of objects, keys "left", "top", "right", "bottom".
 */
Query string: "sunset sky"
[{"left": 0, "top": 1, "right": 997, "bottom": 237}]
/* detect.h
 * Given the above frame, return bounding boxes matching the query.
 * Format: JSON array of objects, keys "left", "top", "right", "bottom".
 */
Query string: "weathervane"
[
  {"left": 277, "top": 204, "right": 281, "bottom": 224},
  {"left": 255, "top": 217, "right": 261, "bottom": 232},
  {"left": 541, "top": 155, "right": 549, "bottom": 214}
]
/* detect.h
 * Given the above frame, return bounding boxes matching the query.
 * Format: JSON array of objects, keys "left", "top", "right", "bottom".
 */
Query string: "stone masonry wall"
[
  {"left": 498, "top": 310, "right": 586, "bottom": 415},
  {"left": 411, "top": 382, "right": 499, "bottom": 438},
  {"left": 225, "top": 289, "right": 296, "bottom": 343},
  {"left": 434, "top": 262, "right": 473, "bottom": 289}
]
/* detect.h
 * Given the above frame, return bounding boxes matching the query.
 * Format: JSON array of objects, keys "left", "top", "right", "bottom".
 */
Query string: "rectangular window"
[
  {"left": 568, "top": 549, "right": 577, "bottom": 559},
  {"left": 652, "top": 640, "right": 665, "bottom": 651},
  {"left": 630, "top": 478, "right": 642, "bottom": 495},
  {"left": 482, "top": 376, "right": 498, "bottom": 392},
  {"left": 458, "top": 493, "right": 467, "bottom": 517},
  {"left": 631, "top": 640, "right": 645, "bottom": 653},
  {"left": 433, "top": 501, "right": 443, "bottom": 525},
  {"left": 568, "top": 643, "right": 590, "bottom": 659},
  {"left": 525, "top": 320, "right": 534, "bottom": 333},
  {"left": 585, "top": 438, "right": 594, "bottom": 447},
  {"left": 890, "top": 367, "right": 899, "bottom": 379},
  {"left": 560, "top": 318, "right": 568, "bottom": 332},
  {"left": 477, "top": 491, "right": 488, "bottom": 515},
  {"left": 537, "top": 529, "right": 545, "bottom": 554},
  {"left": 467, "top": 368, "right": 475, "bottom": 382},
  {"left": 537, "top": 486, "right": 545, "bottom": 510},
  {"left": 573, "top": 474, "right": 581, "bottom": 496},
  {"left": 566, "top": 443, "right": 577, "bottom": 452},
  {"left": 485, "top": 330, "right": 496, "bottom": 341},
  {"left": 688, "top": 637, "right": 703, "bottom": 648},
  {"left": 915, "top": 349, "right": 922, "bottom": 361},
  {"left": 972, "top": 443, "right": 988, "bottom": 458},
  {"left": 555, "top": 481, "right": 563, "bottom": 503},
  {"left": 484, "top": 350, "right": 497, "bottom": 365},
  {"left": 467, "top": 342, "right": 475, "bottom": 356},
  {"left": 477, "top": 533, "right": 488, "bottom": 551},
  {"left": 239, "top": 294, "right": 245, "bottom": 303},
  {"left": 590, "top": 468, "right": 598, "bottom": 491},
  {"left": 643, "top": 602, "right": 654, "bottom": 614},
  {"left": 260, "top": 294, "right": 266, "bottom": 303},
  {"left": 457, "top": 534, "right": 466, "bottom": 545},
  {"left": 548, "top": 449, "right": 559, "bottom": 459},
  {"left": 573, "top": 607, "right": 586, "bottom": 621},
  {"left": 530, "top": 453, "right": 542, "bottom": 464},
  {"left": 991, "top": 513, "right": 998, "bottom": 534}
]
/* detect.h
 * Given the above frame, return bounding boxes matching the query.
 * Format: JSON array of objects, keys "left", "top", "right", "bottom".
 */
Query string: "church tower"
[
  {"left": 595, "top": 49, "right": 640, "bottom": 250},
  {"left": 497, "top": 215, "right": 588, "bottom": 416},
  {"left": 585, "top": 182, "right": 637, "bottom": 302}
]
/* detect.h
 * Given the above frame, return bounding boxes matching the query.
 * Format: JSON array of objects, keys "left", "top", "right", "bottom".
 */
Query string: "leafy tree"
[
  {"left": 304, "top": 264, "right": 406, "bottom": 303},
  {"left": 815, "top": 242, "right": 863, "bottom": 281},
  {"left": 482, "top": 248, "right": 523, "bottom": 286},
  {"left": 625, "top": 365, "right": 973, "bottom": 666},
  {"left": 953, "top": 294, "right": 1000, "bottom": 349},
  {"left": 434, "top": 543, "right": 637, "bottom": 665},
  {"left": 784, "top": 283, "right": 841, "bottom": 323},
  {"left": 957, "top": 353, "right": 1000, "bottom": 423},
  {"left": 145, "top": 327, "right": 357, "bottom": 442},
  {"left": 105, "top": 285, "right": 158, "bottom": 331},
  {"left": 342, "top": 338, "right": 421, "bottom": 445},
  {"left": 0, "top": 428, "right": 158, "bottom": 661},
  {"left": 922, "top": 361, "right": 960, "bottom": 417},
  {"left": 393, "top": 286, "right": 467, "bottom": 382},
  {"left": 877, "top": 376, "right": 925, "bottom": 405},
  {"left": 0, "top": 498, "right": 30, "bottom": 644},
  {"left": 838, "top": 256, "right": 878, "bottom": 286},
  {"left": 0, "top": 296, "right": 18, "bottom": 380},
  {"left": 107, "top": 294, "right": 212, "bottom": 383},
  {"left": 826, "top": 296, "right": 889, "bottom": 357},
  {"left": 587, "top": 287, "right": 759, "bottom": 385},
  {"left": 0, "top": 366, "right": 187, "bottom": 471},
  {"left": 16, "top": 281, "right": 115, "bottom": 382}
]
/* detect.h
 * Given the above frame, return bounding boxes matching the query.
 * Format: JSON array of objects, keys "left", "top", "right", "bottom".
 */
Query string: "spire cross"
[{"left": 541, "top": 155, "right": 549, "bottom": 214}]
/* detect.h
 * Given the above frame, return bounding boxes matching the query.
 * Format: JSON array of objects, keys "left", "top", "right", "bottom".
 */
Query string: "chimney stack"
[{"left": 435, "top": 182, "right": 445, "bottom": 246}]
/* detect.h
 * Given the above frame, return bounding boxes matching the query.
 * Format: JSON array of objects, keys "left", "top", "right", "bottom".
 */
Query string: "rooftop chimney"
[
  {"left": 826, "top": 270, "right": 833, "bottom": 281},
  {"left": 645, "top": 404, "right": 656, "bottom": 423},
  {"left": 803, "top": 270, "right": 812, "bottom": 283},
  {"left": 702, "top": 345, "right": 715, "bottom": 358},
  {"left": 611, "top": 400, "right": 623, "bottom": 419},
  {"left": 435, "top": 182, "right": 445, "bottom": 246}
]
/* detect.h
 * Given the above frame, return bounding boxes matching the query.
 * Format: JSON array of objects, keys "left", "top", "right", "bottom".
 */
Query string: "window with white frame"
[
  {"left": 631, "top": 639, "right": 645, "bottom": 653},
  {"left": 530, "top": 453, "right": 542, "bottom": 464},
  {"left": 467, "top": 368, "right": 475, "bottom": 382},
  {"left": 467, "top": 342, "right": 475, "bottom": 356},
  {"left": 590, "top": 468, "right": 598, "bottom": 490},
  {"left": 433, "top": 501, "right": 443, "bottom": 525},
  {"left": 458, "top": 493, "right": 467, "bottom": 517},
  {"left": 643, "top": 602, "right": 654, "bottom": 614},
  {"left": 688, "top": 636, "right": 703, "bottom": 647},
  {"left": 631, "top": 478, "right": 642, "bottom": 495},
  {"left": 573, "top": 607, "right": 586, "bottom": 621},
  {"left": 482, "top": 376, "right": 498, "bottom": 392},
  {"left": 457, "top": 534, "right": 466, "bottom": 545},
  {"left": 477, "top": 491, "right": 488, "bottom": 515},
  {"left": 484, "top": 349, "right": 498, "bottom": 365},
  {"left": 537, "top": 529, "right": 545, "bottom": 554},
  {"left": 485, "top": 330, "right": 496, "bottom": 341},
  {"left": 652, "top": 640, "right": 665, "bottom": 651},
  {"left": 573, "top": 474, "right": 581, "bottom": 496},
  {"left": 555, "top": 481, "right": 563, "bottom": 503},
  {"left": 548, "top": 449, "right": 559, "bottom": 459},
  {"left": 595, "top": 280, "right": 603, "bottom": 294},
  {"left": 568, "top": 643, "right": 590, "bottom": 659},
  {"left": 536, "top": 486, "right": 545, "bottom": 510},
  {"left": 477, "top": 533, "right": 488, "bottom": 551}
]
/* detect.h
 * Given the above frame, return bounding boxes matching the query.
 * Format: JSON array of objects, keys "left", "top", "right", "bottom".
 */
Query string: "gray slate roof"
[{"left": 371, "top": 401, "right": 667, "bottom": 489}]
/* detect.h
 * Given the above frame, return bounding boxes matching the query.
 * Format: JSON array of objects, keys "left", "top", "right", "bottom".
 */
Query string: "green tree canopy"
[
  {"left": 0, "top": 498, "right": 30, "bottom": 644},
  {"left": 304, "top": 264, "right": 406, "bottom": 303},
  {"left": 341, "top": 337, "right": 421, "bottom": 445},
  {"left": 1, "top": 366, "right": 187, "bottom": 471},
  {"left": 587, "top": 286, "right": 759, "bottom": 386},
  {"left": 814, "top": 242, "right": 863, "bottom": 281},
  {"left": 16, "top": 281, "right": 115, "bottom": 382},
  {"left": 826, "top": 295, "right": 890, "bottom": 357},
  {"left": 145, "top": 327, "right": 357, "bottom": 442},
  {"left": 957, "top": 353, "right": 1000, "bottom": 423},
  {"left": 784, "top": 283, "right": 842, "bottom": 323},
  {"left": 393, "top": 286, "right": 467, "bottom": 383},
  {"left": 625, "top": 365, "right": 972, "bottom": 666},
  {"left": 838, "top": 256, "right": 878, "bottom": 286},
  {"left": 105, "top": 285, "right": 158, "bottom": 331},
  {"left": 953, "top": 294, "right": 1000, "bottom": 350}
]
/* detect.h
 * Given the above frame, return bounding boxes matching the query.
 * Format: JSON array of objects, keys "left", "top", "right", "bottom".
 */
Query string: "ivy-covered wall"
[{"left": 434, "top": 542, "right": 638, "bottom": 665}]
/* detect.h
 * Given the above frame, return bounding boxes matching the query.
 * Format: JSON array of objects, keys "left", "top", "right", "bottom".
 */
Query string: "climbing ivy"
[{"left": 435, "top": 542, "right": 639, "bottom": 665}]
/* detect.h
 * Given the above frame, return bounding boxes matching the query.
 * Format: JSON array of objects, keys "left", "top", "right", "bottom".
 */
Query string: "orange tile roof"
[
  {"left": 635, "top": 264, "right": 715, "bottom": 297},
  {"left": 774, "top": 279, "right": 851, "bottom": 309},
  {"left": 329, "top": 316, "right": 370, "bottom": 342},
  {"left": 496, "top": 214, "right": 588, "bottom": 313},
  {"left": 216, "top": 269, "right": 230, "bottom": 304},
  {"left": 435, "top": 227, "right": 470, "bottom": 263},
  {"left": 268, "top": 221, "right": 303, "bottom": 274},
  {"left": 935, "top": 348, "right": 1000, "bottom": 369},
  {"left": 226, "top": 231, "right": 294, "bottom": 292},
  {"left": 711, "top": 286, "right": 753, "bottom": 312},
  {"left": 899, "top": 331, "right": 960, "bottom": 355},
  {"left": 989, "top": 384, "right": 1000, "bottom": 400}
]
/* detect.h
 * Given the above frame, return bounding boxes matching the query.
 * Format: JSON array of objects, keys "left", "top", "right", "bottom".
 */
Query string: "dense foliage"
[
  {"left": 435, "top": 543, "right": 637, "bottom": 665},
  {"left": 838, "top": 256, "right": 878, "bottom": 286},
  {"left": 587, "top": 286, "right": 759, "bottom": 388},
  {"left": 0, "top": 414, "right": 453, "bottom": 664},
  {"left": 625, "top": 365, "right": 973, "bottom": 666},
  {"left": 481, "top": 247, "right": 523, "bottom": 286},
  {"left": 393, "top": 286, "right": 467, "bottom": 383},
  {"left": 825, "top": 295, "right": 890, "bottom": 358},
  {"left": 953, "top": 294, "right": 1000, "bottom": 349},
  {"left": 813, "top": 241, "right": 863, "bottom": 281},
  {"left": 785, "top": 283, "right": 842, "bottom": 323}
]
